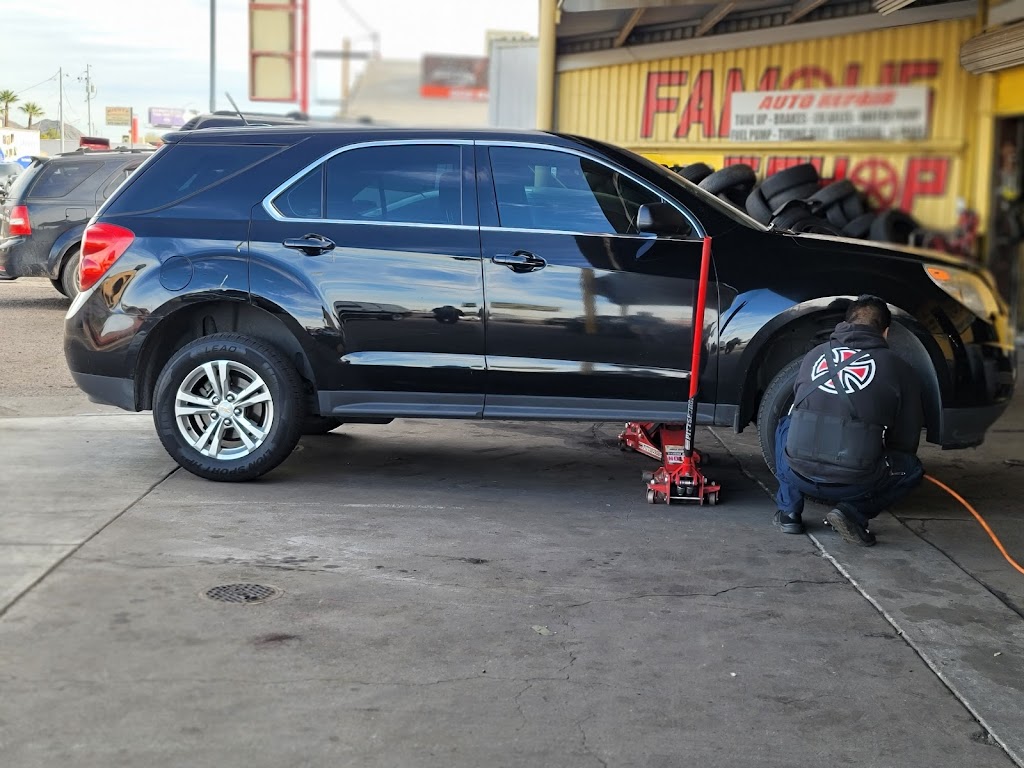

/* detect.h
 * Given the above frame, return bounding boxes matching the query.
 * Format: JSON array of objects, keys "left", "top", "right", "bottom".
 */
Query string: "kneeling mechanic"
[{"left": 773, "top": 295, "right": 925, "bottom": 546}]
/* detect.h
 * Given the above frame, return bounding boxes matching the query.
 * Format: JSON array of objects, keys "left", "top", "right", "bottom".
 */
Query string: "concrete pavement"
[{"left": 1, "top": 414, "right": 1021, "bottom": 767}]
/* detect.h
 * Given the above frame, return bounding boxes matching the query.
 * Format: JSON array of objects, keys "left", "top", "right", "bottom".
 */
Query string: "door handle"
[
  {"left": 283, "top": 233, "right": 336, "bottom": 256},
  {"left": 492, "top": 251, "right": 546, "bottom": 273}
]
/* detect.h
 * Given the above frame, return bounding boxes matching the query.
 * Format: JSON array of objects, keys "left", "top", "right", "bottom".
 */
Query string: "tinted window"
[
  {"left": 489, "top": 147, "right": 669, "bottom": 236},
  {"left": 6, "top": 160, "right": 43, "bottom": 200},
  {"left": 100, "top": 163, "right": 144, "bottom": 201},
  {"left": 273, "top": 166, "right": 324, "bottom": 219},
  {"left": 107, "top": 143, "right": 277, "bottom": 212},
  {"left": 325, "top": 144, "right": 462, "bottom": 224},
  {"left": 28, "top": 160, "right": 103, "bottom": 198}
]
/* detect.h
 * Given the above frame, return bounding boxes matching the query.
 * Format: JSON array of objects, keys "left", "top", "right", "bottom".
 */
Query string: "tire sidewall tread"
[
  {"left": 757, "top": 357, "right": 803, "bottom": 476},
  {"left": 153, "top": 333, "right": 305, "bottom": 481}
]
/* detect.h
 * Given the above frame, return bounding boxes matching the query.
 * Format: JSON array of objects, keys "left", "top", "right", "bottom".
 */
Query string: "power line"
[{"left": 15, "top": 71, "right": 60, "bottom": 97}]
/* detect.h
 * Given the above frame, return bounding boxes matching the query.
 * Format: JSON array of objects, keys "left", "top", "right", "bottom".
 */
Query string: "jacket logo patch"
[{"left": 812, "top": 347, "right": 876, "bottom": 395}]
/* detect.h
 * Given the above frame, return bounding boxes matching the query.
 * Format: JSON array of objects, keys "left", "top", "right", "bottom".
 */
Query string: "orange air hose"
[{"left": 924, "top": 474, "right": 1024, "bottom": 576}]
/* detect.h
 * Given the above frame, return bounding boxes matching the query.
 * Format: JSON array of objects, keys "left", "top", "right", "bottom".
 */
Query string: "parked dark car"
[
  {"left": 0, "top": 148, "right": 152, "bottom": 297},
  {"left": 63, "top": 126, "right": 1016, "bottom": 481}
]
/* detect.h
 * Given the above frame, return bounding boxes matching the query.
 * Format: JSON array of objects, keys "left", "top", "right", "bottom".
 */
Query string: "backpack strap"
[{"left": 792, "top": 344, "right": 872, "bottom": 417}]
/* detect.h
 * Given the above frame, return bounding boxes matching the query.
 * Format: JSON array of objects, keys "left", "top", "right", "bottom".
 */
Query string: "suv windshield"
[{"left": 580, "top": 138, "right": 769, "bottom": 233}]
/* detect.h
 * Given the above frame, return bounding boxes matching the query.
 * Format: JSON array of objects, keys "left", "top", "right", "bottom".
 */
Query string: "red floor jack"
[{"left": 620, "top": 236, "right": 721, "bottom": 506}]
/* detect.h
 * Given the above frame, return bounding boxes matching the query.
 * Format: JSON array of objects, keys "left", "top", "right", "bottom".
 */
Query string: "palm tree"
[
  {"left": 18, "top": 102, "right": 43, "bottom": 128},
  {"left": 0, "top": 90, "right": 18, "bottom": 127}
]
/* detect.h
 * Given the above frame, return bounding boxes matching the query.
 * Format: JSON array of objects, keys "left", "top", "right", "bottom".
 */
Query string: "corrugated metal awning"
[
  {"left": 961, "top": 20, "right": 1024, "bottom": 73},
  {"left": 556, "top": 0, "right": 964, "bottom": 53}
]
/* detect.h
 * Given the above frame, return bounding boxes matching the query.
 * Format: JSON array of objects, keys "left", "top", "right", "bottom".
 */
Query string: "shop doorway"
[{"left": 989, "top": 117, "right": 1024, "bottom": 336}]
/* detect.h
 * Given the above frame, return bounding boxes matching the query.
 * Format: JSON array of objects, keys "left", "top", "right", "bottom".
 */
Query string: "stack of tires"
[{"left": 673, "top": 162, "right": 921, "bottom": 245}]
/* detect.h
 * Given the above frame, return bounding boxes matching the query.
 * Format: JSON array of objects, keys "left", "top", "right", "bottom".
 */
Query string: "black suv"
[
  {"left": 0, "top": 148, "right": 152, "bottom": 297},
  {"left": 64, "top": 127, "right": 1015, "bottom": 481}
]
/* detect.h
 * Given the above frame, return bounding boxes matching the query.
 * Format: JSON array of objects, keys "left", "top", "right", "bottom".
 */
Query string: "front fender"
[{"left": 720, "top": 293, "right": 944, "bottom": 442}]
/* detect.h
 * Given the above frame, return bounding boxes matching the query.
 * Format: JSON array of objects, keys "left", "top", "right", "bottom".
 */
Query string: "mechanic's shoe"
[
  {"left": 825, "top": 507, "right": 876, "bottom": 547},
  {"left": 773, "top": 510, "right": 806, "bottom": 534}
]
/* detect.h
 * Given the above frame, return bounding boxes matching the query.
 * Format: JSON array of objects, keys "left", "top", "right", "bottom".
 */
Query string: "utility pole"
[
  {"left": 209, "top": 0, "right": 216, "bottom": 112},
  {"left": 58, "top": 67, "right": 64, "bottom": 151},
  {"left": 341, "top": 37, "right": 351, "bottom": 115},
  {"left": 79, "top": 65, "right": 96, "bottom": 135}
]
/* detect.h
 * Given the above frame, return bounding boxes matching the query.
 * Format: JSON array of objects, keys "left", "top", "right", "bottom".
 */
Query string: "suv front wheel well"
[
  {"left": 739, "top": 313, "right": 841, "bottom": 432},
  {"left": 135, "top": 302, "right": 315, "bottom": 412}
]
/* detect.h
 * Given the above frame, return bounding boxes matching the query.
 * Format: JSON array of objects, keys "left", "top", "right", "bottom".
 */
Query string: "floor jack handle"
[{"left": 683, "top": 236, "right": 713, "bottom": 458}]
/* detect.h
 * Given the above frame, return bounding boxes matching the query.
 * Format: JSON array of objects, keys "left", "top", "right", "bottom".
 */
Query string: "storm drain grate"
[{"left": 203, "top": 583, "right": 282, "bottom": 604}]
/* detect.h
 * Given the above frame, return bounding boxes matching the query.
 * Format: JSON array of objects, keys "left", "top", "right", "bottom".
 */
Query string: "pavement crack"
[
  {"left": 0, "top": 466, "right": 179, "bottom": 621},
  {"left": 576, "top": 714, "right": 608, "bottom": 768},
  {"left": 565, "top": 579, "right": 844, "bottom": 608},
  {"left": 512, "top": 681, "right": 533, "bottom": 732}
]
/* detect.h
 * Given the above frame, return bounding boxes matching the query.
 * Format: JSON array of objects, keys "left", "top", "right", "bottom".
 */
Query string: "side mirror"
[{"left": 636, "top": 202, "right": 692, "bottom": 236}]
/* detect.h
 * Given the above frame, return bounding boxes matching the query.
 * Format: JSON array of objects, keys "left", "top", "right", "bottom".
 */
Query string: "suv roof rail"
[{"left": 57, "top": 147, "right": 154, "bottom": 156}]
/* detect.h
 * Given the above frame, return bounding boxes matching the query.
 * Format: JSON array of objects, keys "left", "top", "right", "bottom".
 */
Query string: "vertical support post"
[
  {"left": 536, "top": 0, "right": 557, "bottom": 130},
  {"left": 299, "top": 0, "right": 310, "bottom": 114},
  {"left": 341, "top": 37, "right": 351, "bottom": 116},
  {"left": 209, "top": 0, "right": 217, "bottom": 112},
  {"left": 85, "top": 64, "right": 93, "bottom": 136},
  {"left": 683, "top": 236, "right": 713, "bottom": 456},
  {"left": 58, "top": 67, "right": 64, "bottom": 151}
]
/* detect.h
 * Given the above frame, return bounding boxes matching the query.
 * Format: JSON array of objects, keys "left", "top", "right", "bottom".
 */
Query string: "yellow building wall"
[{"left": 557, "top": 18, "right": 985, "bottom": 229}]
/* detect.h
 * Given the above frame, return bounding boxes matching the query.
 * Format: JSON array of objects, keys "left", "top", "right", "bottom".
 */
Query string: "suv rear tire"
[
  {"left": 756, "top": 357, "right": 802, "bottom": 475},
  {"left": 153, "top": 333, "right": 305, "bottom": 481},
  {"left": 60, "top": 247, "right": 81, "bottom": 300}
]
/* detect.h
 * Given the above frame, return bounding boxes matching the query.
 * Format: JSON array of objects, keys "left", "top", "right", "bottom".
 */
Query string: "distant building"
[{"left": 342, "top": 59, "right": 489, "bottom": 127}]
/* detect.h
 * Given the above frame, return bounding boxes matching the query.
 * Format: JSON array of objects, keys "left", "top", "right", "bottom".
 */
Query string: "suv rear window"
[
  {"left": 5, "top": 160, "right": 42, "bottom": 200},
  {"left": 28, "top": 160, "right": 103, "bottom": 198},
  {"left": 106, "top": 143, "right": 277, "bottom": 213}
]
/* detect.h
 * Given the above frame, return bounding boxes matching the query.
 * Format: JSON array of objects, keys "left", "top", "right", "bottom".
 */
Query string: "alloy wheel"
[{"left": 173, "top": 360, "right": 275, "bottom": 460}]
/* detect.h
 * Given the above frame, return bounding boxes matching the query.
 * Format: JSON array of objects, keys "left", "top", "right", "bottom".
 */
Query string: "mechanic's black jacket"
[{"left": 785, "top": 322, "right": 924, "bottom": 485}]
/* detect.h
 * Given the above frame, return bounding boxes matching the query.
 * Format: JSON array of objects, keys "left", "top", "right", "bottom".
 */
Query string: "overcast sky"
[{"left": 4, "top": 0, "right": 538, "bottom": 137}]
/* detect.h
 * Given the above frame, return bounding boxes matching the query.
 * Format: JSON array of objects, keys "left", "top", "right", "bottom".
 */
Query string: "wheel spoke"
[
  {"left": 191, "top": 419, "right": 220, "bottom": 454},
  {"left": 233, "top": 379, "right": 262, "bottom": 403},
  {"left": 176, "top": 392, "right": 214, "bottom": 409},
  {"left": 175, "top": 404, "right": 214, "bottom": 417},
  {"left": 202, "top": 362, "right": 222, "bottom": 399},
  {"left": 208, "top": 419, "right": 226, "bottom": 457},
  {"left": 217, "top": 361, "right": 231, "bottom": 400},
  {"left": 235, "top": 391, "right": 272, "bottom": 409},
  {"left": 233, "top": 413, "right": 266, "bottom": 444}
]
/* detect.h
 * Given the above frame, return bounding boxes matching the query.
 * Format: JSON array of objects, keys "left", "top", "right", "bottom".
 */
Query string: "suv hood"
[{"left": 789, "top": 231, "right": 980, "bottom": 271}]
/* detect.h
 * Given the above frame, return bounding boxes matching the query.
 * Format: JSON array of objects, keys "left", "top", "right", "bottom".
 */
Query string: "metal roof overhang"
[{"left": 556, "top": 0, "right": 975, "bottom": 68}]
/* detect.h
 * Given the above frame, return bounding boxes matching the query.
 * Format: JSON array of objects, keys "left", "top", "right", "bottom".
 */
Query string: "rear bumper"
[
  {"left": 69, "top": 370, "right": 137, "bottom": 411},
  {"left": 939, "top": 402, "right": 1011, "bottom": 449},
  {"left": 0, "top": 236, "right": 44, "bottom": 279}
]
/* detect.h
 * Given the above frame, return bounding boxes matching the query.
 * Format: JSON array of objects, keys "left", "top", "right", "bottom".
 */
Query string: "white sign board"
[
  {"left": 728, "top": 86, "right": 928, "bottom": 142},
  {"left": 1, "top": 129, "right": 41, "bottom": 163}
]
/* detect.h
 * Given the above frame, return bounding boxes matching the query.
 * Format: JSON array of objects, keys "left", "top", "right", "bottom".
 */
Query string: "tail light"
[
  {"left": 9, "top": 205, "right": 31, "bottom": 236},
  {"left": 80, "top": 222, "right": 134, "bottom": 292}
]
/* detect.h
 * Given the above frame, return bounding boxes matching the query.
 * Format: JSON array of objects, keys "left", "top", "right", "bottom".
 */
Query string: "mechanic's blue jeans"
[{"left": 774, "top": 415, "right": 924, "bottom": 524}]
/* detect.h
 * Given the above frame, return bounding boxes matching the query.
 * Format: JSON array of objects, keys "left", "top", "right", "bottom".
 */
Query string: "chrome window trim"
[
  {"left": 480, "top": 225, "right": 677, "bottom": 240},
  {"left": 477, "top": 140, "right": 706, "bottom": 238},
  {"left": 262, "top": 138, "right": 473, "bottom": 224}
]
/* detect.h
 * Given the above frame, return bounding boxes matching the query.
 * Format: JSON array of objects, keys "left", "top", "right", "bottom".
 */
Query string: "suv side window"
[
  {"left": 488, "top": 146, "right": 676, "bottom": 236},
  {"left": 272, "top": 166, "right": 324, "bottom": 219},
  {"left": 105, "top": 143, "right": 278, "bottom": 213},
  {"left": 29, "top": 160, "right": 104, "bottom": 199},
  {"left": 99, "top": 162, "right": 145, "bottom": 201},
  {"left": 324, "top": 144, "right": 462, "bottom": 224}
]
